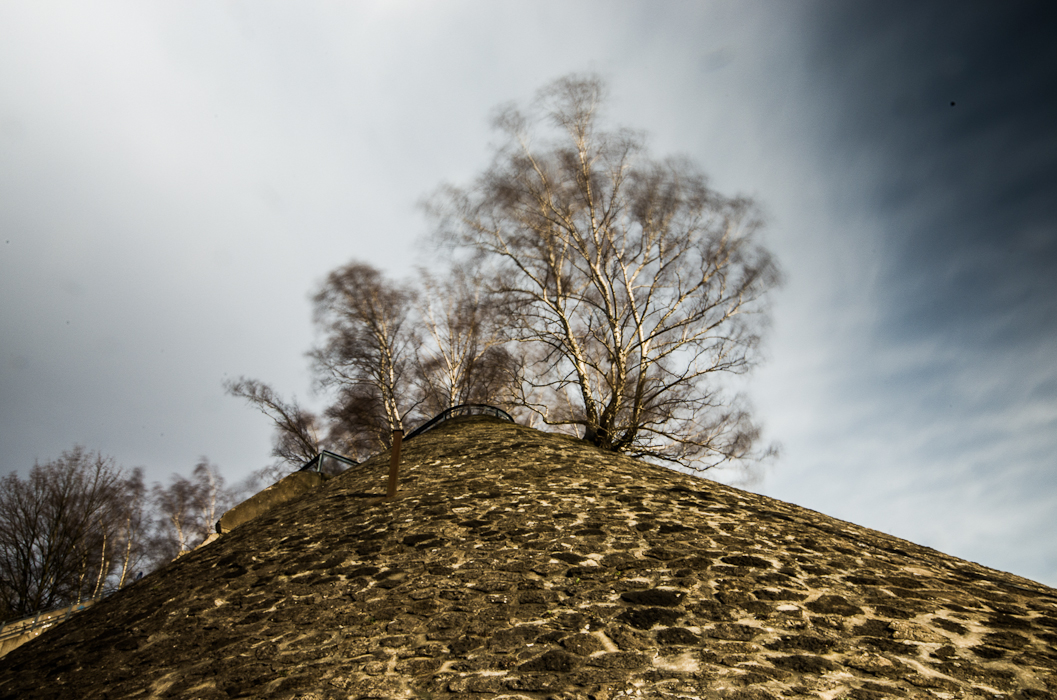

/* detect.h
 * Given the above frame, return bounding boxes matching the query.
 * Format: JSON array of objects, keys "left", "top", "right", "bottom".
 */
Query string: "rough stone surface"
[{"left": 1, "top": 416, "right": 1055, "bottom": 699}]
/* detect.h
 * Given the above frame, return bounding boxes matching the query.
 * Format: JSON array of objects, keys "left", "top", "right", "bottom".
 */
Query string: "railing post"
[{"left": 387, "top": 429, "right": 403, "bottom": 498}]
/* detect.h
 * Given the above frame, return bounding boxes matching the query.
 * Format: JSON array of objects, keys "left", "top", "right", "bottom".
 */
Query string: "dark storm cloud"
[
  {"left": 748, "top": 1, "right": 1057, "bottom": 584},
  {"left": 805, "top": 1, "right": 1057, "bottom": 348}
]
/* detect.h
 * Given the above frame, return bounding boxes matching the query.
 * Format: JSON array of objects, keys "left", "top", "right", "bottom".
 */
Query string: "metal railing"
[
  {"left": 404, "top": 404, "right": 514, "bottom": 441},
  {"left": 283, "top": 405, "right": 512, "bottom": 498},
  {"left": 0, "top": 585, "right": 121, "bottom": 646},
  {"left": 299, "top": 449, "right": 358, "bottom": 474}
]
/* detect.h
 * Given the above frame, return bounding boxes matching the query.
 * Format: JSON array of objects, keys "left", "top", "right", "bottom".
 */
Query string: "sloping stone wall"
[
  {"left": 0, "top": 416, "right": 1054, "bottom": 699},
  {"left": 218, "top": 471, "right": 326, "bottom": 534}
]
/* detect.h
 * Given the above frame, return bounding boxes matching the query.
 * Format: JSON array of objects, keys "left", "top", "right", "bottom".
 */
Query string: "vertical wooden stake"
[{"left": 387, "top": 429, "right": 403, "bottom": 498}]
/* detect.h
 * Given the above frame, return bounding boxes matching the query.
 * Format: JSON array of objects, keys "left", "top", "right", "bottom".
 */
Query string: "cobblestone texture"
[{"left": 1, "top": 416, "right": 1055, "bottom": 699}]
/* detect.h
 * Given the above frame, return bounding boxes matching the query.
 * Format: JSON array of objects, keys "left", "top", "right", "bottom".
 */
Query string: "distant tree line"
[
  {"left": 0, "top": 448, "right": 242, "bottom": 621},
  {"left": 231, "top": 74, "right": 779, "bottom": 475}
]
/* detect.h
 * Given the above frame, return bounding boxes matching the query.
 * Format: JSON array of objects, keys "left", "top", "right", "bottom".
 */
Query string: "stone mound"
[{"left": 1, "top": 416, "right": 1055, "bottom": 699}]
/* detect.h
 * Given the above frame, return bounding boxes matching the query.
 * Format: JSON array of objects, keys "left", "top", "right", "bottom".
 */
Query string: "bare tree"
[
  {"left": 416, "top": 265, "right": 521, "bottom": 416},
  {"left": 150, "top": 476, "right": 197, "bottom": 561},
  {"left": 310, "top": 262, "right": 420, "bottom": 450},
  {"left": 149, "top": 459, "right": 234, "bottom": 563},
  {"left": 322, "top": 384, "right": 391, "bottom": 462},
  {"left": 224, "top": 377, "right": 321, "bottom": 470},
  {"left": 429, "top": 75, "right": 780, "bottom": 470},
  {"left": 0, "top": 448, "right": 140, "bottom": 617},
  {"left": 79, "top": 467, "right": 150, "bottom": 599},
  {"left": 113, "top": 468, "right": 148, "bottom": 588}
]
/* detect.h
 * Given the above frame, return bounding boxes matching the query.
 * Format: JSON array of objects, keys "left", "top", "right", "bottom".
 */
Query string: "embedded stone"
[
  {"left": 587, "top": 652, "right": 648, "bottom": 669},
  {"left": 708, "top": 623, "right": 759, "bottom": 641},
  {"left": 656, "top": 627, "right": 700, "bottom": 645},
  {"left": 889, "top": 620, "right": 948, "bottom": 643},
  {"left": 770, "top": 654, "right": 838, "bottom": 674},
  {"left": 560, "top": 633, "right": 605, "bottom": 656},
  {"left": 620, "top": 589, "right": 685, "bottom": 607},
  {"left": 806, "top": 594, "right": 862, "bottom": 616},
  {"left": 617, "top": 607, "right": 683, "bottom": 630},
  {"left": 721, "top": 555, "right": 773, "bottom": 568},
  {"left": 519, "top": 650, "right": 580, "bottom": 673}
]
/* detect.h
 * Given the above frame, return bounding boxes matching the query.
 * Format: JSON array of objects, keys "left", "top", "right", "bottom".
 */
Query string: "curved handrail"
[{"left": 405, "top": 404, "right": 514, "bottom": 441}]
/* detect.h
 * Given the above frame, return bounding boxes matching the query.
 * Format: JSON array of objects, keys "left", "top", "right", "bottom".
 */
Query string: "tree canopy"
[
  {"left": 428, "top": 75, "right": 779, "bottom": 469},
  {"left": 229, "top": 75, "right": 779, "bottom": 475}
]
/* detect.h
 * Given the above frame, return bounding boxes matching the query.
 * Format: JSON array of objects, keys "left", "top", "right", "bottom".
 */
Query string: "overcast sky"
[{"left": 2, "top": 2, "right": 1054, "bottom": 587}]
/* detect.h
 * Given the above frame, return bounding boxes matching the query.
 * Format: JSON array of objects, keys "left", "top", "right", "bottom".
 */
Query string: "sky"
[{"left": 1, "top": 2, "right": 1055, "bottom": 586}]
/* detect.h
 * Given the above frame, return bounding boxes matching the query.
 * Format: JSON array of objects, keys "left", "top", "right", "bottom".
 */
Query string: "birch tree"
[
  {"left": 114, "top": 468, "right": 148, "bottom": 588},
  {"left": 430, "top": 75, "right": 780, "bottom": 470},
  {"left": 150, "top": 459, "right": 233, "bottom": 562},
  {"left": 310, "top": 262, "right": 419, "bottom": 450},
  {"left": 416, "top": 265, "right": 520, "bottom": 416}
]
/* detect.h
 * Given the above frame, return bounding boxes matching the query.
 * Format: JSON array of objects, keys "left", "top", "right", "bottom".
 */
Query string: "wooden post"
[{"left": 387, "top": 429, "right": 403, "bottom": 498}]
